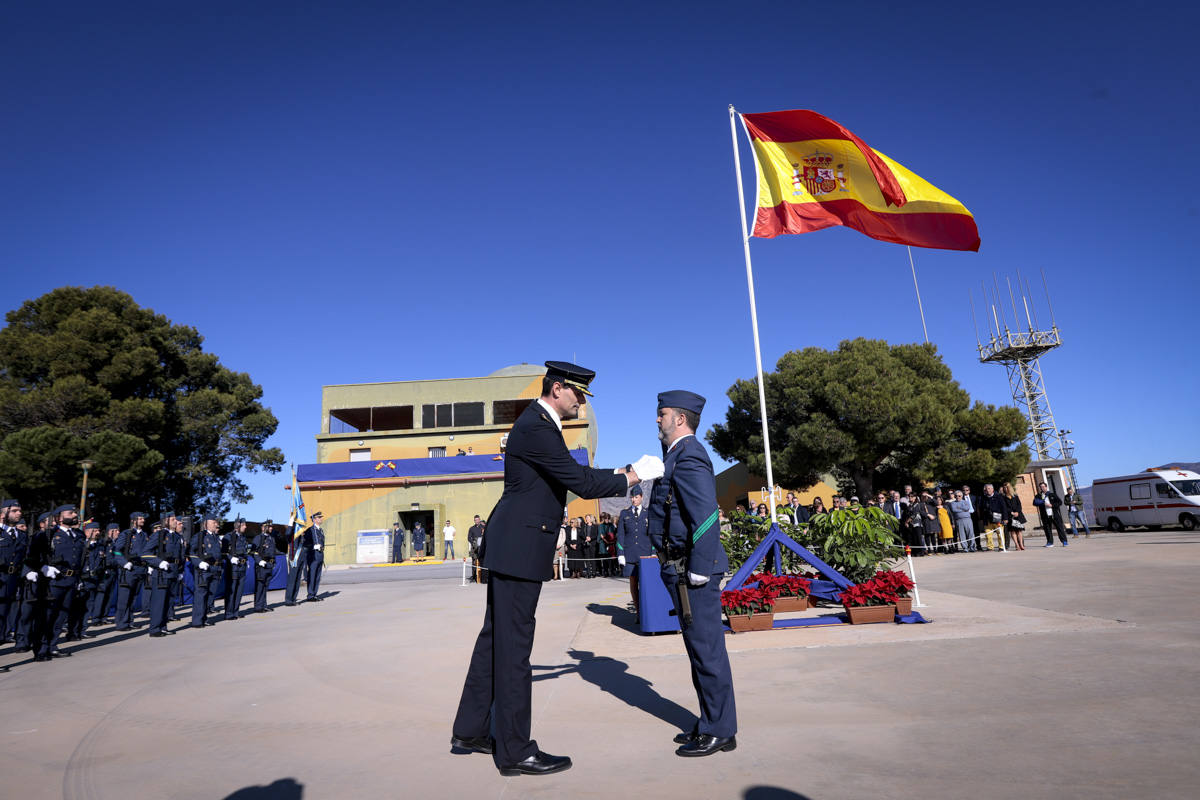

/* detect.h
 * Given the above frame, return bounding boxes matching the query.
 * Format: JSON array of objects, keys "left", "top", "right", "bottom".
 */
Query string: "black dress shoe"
[
  {"left": 149, "top": 631, "right": 166, "bottom": 638},
  {"left": 33, "top": 654, "right": 52, "bottom": 662},
  {"left": 498, "top": 751, "right": 572, "bottom": 776},
  {"left": 673, "top": 731, "right": 698, "bottom": 745},
  {"left": 450, "top": 734, "right": 494, "bottom": 754},
  {"left": 113, "top": 626, "right": 131, "bottom": 632},
  {"left": 676, "top": 734, "right": 736, "bottom": 757},
  {"left": 284, "top": 601, "right": 297, "bottom": 607},
  {"left": 189, "top": 623, "right": 206, "bottom": 629},
  {"left": 14, "top": 645, "right": 32, "bottom": 653},
  {"left": 49, "top": 649, "right": 71, "bottom": 658}
]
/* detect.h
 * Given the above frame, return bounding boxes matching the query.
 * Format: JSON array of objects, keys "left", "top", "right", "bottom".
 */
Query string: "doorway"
[{"left": 399, "top": 510, "right": 436, "bottom": 560}]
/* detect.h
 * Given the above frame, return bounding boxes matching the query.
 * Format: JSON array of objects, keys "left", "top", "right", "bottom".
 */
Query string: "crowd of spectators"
[{"left": 555, "top": 513, "right": 619, "bottom": 578}]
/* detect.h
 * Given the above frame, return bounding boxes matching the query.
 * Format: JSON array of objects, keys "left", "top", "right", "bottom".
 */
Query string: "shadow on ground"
[
  {"left": 743, "top": 786, "right": 815, "bottom": 800},
  {"left": 533, "top": 648, "right": 694, "bottom": 731},
  {"left": 222, "top": 777, "right": 303, "bottom": 799},
  {"left": 585, "top": 601, "right": 643, "bottom": 634}
]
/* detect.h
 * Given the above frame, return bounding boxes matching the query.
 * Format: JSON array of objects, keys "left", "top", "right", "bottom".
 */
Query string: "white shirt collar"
[
  {"left": 666, "top": 432, "right": 695, "bottom": 453},
  {"left": 536, "top": 398, "right": 562, "bottom": 432}
]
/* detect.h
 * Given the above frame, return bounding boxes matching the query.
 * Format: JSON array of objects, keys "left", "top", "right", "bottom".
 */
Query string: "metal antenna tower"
[{"left": 970, "top": 270, "right": 1078, "bottom": 489}]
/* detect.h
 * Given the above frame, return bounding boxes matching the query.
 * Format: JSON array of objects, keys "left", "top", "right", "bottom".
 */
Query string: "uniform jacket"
[
  {"left": 615, "top": 504, "right": 652, "bottom": 576},
  {"left": 1, "top": 524, "right": 27, "bottom": 573},
  {"left": 82, "top": 539, "right": 110, "bottom": 586},
  {"left": 114, "top": 527, "right": 146, "bottom": 572},
  {"left": 45, "top": 525, "right": 86, "bottom": 587},
  {"left": 225, "top": 531, "right": 251, "bottom": 574},
  {"left": 192, "top": 532, "right": 224, "bottom": 583},
  {"left": 480, "top": 400, "right": 627, "bottom": 582},
  {"left": 251, "top": 532, "right": 278, "bottom": 573},
  {"left": 647, "top": 434, "right": 729, "bottom": 577},
  {"left": 304, "top": 526, "right": 325, "bottom": 565}
]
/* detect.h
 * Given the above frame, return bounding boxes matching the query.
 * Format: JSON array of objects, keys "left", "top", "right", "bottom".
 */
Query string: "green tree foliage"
[
  {"left": 0, "top": 286, "right": 283, "bottom": 517},
  {"left": 707, "top": 338, "right": 1029, "bottom": 498}
]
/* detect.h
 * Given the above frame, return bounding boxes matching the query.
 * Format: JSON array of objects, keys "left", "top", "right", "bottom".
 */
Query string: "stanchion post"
[
  {"left": 461, "top": 558, "right": 467, "bottom": 587},
  {"left": 906, "top": 545, "right": 927, "bottom": 608}
]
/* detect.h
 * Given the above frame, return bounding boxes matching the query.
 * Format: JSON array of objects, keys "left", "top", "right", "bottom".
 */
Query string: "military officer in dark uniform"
[
  {"left": 66, "top": 521, "right": 106, "bottom": 639},
  {"left": 304, "top": 512, "right": 326, "bottom": 602},
  {"left": 451, "top": 361, "right": 658, "bottom": 776},
  {"left": 224, "top": 517, "right": 251, "bottom": 618},
  {"left": 32, "top": 505, "right": 87, "bottom": 660},
  {"left": 0, "top": 499, "right": 26, "bottom": 644},
  {"left": 616, "top": 485, "right": 653, "bottom": 615},
  {"left": 251, "top": 519, "right": 278, "bottom": 612},
  {"left": 167, "top": 515, "right": 187, "bottom": 621},
  {"left": 141, "top": 511, "right": 181, "bottom": 637},
  {"left": 190, "top": 514, "right": 223, "bottom": 628},
  {"left": 649, "top": 391, "right": 738, "bottom": 757},
  {"left": 113, "top": 511, "right": 148, "bottom": 630},
  {"left": 284, "top": 518, "right": 308, "bottom": 606},
  {"left": 13, "top": 512, "right": 51, "bottom": 652},
  {"left": 96, "top": 523, "right": 120, "bottom": 623}
]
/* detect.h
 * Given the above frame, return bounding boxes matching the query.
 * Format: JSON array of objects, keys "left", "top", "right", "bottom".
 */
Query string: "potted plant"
[
  {"left": 720, "top": 586, "right": 775, "bottom": 632},
  {"left": 874, "top": 569, "right": 915, "bottom": 615},
  {"left": 838, "top": 578, "right": 898, "bottom": 624},
  {"left": 807, "top": 506, "right": 903, "bottom": 585},
  {"left": 749, "top": 572, "right": 811, "bottom": 612}
]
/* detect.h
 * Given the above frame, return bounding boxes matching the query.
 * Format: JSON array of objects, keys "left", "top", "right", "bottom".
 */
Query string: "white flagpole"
[
  {"left": 907, "top": 245, "right": 929, "bottom": 344},
  {"left": 728, "top": 105, "right": 776, "bottom": 504}
]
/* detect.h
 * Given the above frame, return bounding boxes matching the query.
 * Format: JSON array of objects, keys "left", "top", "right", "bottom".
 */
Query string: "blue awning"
[{"left": 297, "top": 449, "right": 590, "bottom": 482}]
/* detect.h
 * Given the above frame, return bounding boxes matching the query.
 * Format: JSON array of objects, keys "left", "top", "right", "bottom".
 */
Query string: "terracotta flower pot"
[
  {"left": 843, "top": 603, "right": 896, "bottom": 624},
  {"left": 726, "top": 611, "right": 775, "bottom": 632},
  {"left": 895, "top": 596, "right": 913, "bottom": 615},
  {"left": 772, "top": 595, "right": 808, "bottom": 613}
]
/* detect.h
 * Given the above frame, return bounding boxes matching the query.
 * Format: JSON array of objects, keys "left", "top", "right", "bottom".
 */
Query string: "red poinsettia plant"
[
  {"left": 720, "top": 586, "right": 775, "bottom": 616},
  {"left": 837, "top": 577, "right": 900, "bottom": 607},
  {"left": 873, "top": 569, "right": 915, "bottom": 598},
  {"left": 748, "top": 572, "right": 812, "bottom": 598}
]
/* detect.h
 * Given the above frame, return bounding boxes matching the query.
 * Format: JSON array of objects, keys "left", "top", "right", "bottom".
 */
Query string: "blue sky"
[{"left": 3, "top": 2, "right": 1197, "bottom": 519}]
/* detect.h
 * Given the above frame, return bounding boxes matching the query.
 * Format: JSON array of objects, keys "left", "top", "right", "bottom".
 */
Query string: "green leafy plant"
[{"left": 807, "top": 505, "right": 902, "bottom": 585}]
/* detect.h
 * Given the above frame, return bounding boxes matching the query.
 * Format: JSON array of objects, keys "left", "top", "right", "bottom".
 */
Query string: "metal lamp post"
[{"left": 78, "top": 459, "right": 95, "bottom": 520}]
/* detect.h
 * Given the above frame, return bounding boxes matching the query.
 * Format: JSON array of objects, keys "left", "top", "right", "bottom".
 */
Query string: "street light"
[{"left": 78, "top": 459, "right": 95, "bottom": 520}]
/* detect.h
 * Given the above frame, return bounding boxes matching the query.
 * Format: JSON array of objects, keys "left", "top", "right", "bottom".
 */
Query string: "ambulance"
[{"left": 1091, "top": 468, "right": 1200, "bottom": 531}]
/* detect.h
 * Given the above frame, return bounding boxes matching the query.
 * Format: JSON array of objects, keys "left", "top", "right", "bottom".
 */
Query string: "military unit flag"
[
  {"left": 741, "top": 109, "right": 980, "bottom": 251},
  {"left": 288, "top": 464, "right": 308, "bottom": 540}
]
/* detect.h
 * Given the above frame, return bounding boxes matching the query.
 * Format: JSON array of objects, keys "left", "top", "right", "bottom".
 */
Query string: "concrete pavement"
[{"left": 1, "top": 529, "right": 1197, "bottom": 799}]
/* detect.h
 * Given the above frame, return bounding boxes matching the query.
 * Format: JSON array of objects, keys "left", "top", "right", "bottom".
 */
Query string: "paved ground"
[{"left": 1, "top": 530, "right": 1197, "bottom": 800}]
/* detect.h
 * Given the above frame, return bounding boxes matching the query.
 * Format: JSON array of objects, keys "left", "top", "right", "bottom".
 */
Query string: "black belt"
[
  {"left": 4, "top": 565, "right": 17, "bottom": 574},
  {"left": 61, "top": 569, "right": 76, "bottom": 577}
]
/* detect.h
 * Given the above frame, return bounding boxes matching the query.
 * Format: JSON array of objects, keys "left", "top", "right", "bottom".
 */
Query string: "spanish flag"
[{"left": 742, "top": 109, "right": 980, "bottom": 251}]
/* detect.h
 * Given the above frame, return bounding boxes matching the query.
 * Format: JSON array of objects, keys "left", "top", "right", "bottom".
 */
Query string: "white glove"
[
  {"left": 687, "top": 571, "right": 709, "bottom": 586},
  {"left": 25, "top": 571, "right": 37, "bottom": 582},
  {"left": 618, "top": 555, "right": 626, "bottom": 566},
  {"left": 148, "top": 567, "right": 154, "bottom": 573},
  {"left": 158, "top": 560, "right": 170, "bottom": 570},
  {"left": 230, "top": 557, "right": 239, "bottom": 565},
  {"left": 258, "top": 560, "right": 268, "bottom": 568},
  {"left": 42, "top": 565, "right": 60, "bottom": 579},
  {"left": 632, "top": 454, "right": 665, "bottom": 481},
  {"left": 198, "top": 562, "right": 209, "bottom": 571},
  {"left": 123, "top": 561, "right": 132, "bottom": 570},
  {"left": 314, "top": 544, "right": 322, "bottom": 551}
]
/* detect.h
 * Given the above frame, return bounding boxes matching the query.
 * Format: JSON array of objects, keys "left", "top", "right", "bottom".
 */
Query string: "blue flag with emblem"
[{"left": 288, "top": 465, "right": 308, "bottom": 565}]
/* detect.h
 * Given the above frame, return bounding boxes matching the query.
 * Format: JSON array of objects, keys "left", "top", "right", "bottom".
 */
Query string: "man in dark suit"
[
  {"left": 451, "top": 361, "right": 658, "bottom": 777},
  {"left": 783, "top": 492, "right": 811, "bottom": 525},
  {"left": 467, "top": 515, "right": 485, "bottom": 583},
  {"left": 1033, "top": 482, "right": 1069, "bottom": 547},
  {"left": 305, "top": 512, "right": 326, "bottom": 601},
  {"left": 648, "top": 390, "right": 738, "bottom": 758},
  {"left": 616, "top": 485, "right": 652, "bottom": 614}
]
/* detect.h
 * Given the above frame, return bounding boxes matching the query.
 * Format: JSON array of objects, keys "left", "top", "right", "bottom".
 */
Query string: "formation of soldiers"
[{"left": 0, "top": 498, "right": 319, "bottom": 664}]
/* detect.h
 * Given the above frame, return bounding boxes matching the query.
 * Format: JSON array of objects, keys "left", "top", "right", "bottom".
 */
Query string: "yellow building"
[
  {"left": 297, "top": 364, "right": 605, "bottom": 565},
  {"left": 714, "top": 462, "right": 838, "bottom": 514}
]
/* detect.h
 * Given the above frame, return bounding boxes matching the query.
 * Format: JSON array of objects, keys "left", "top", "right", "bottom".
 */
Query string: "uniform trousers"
[
  {"left": 306, "top": 557, "right": 323, "bottom": 600},
  {"left": 192, "top": 573, "right": 214, "bottom": 626},
  {"left": 253, "top": 575, "right": 271, "bottom": 611},
  {"left": 15, "top": 581, "right": 39, "bottom": 647},
  {"left": 453, "top": 572, "right": 543, "bottom": 767},
  {"left": 147, "top": 572, "right": 171, "bottom": 633},
  {"left": 285, "top": 553, "right": 306, "bottom": 604},
  {"left": 662, "top": 571, "right": 737, "bottom": 738},
  {"left": 36, "top": 582, "right": 75, "bottom": 657},
  {"left": 67, "top": 582, "right": 94, "bottom": 637},
  {"left": 0, "top": 572, "right": 19, "bottom": 640},
  {"left": 225, "top": 570, "right": 246, "bottom": 619},
  {"left": 114, "top": 571, "right": 143, "bottom": 629},
  {"left": 92, "top": 574, "right": 116, "bottom": 622}
]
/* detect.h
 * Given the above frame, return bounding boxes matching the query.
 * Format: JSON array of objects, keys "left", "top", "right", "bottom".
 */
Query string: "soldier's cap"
[
  {"left": 162, "top": 509, "right": 176, "bottom": 519},
  {"left": 83, "top": 521, "right": 99, "bottom": 530},
  {"left": 544, "top": 361, "right": 595, "bottom": 397},
  {"left": 38, "top": 512, "right": 52, "bottom": 523},
  {"left": 202, "top": 513, "right": 219, "bottom": 523},
  {"left": 130, "top": 511, "right": 148, "bottom": 520},
  {"left": 106, "top": 523, "right": 120, "bottom": 531},
  {"left": 630, "top": 485, "right": 643, "bottom": 497},
  {"left": 1, "top": 498, "right": 18, "bottom": 509},
  {"left": 53, "top": 504, "right": 77, "bottom": 515},
  {"left": 234, "top": 516, "right": 245, "bottom": 524},
  {"left": 312, "top": 511, "right": 324, "bottom": 519},
  {"left": 657, "top": 390, "right": 706, "bottom": 416}
]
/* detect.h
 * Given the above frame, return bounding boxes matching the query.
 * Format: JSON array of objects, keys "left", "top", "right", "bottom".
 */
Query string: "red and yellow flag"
[{"left": 742, "top": 109, "right": 980, "bottom": 251}]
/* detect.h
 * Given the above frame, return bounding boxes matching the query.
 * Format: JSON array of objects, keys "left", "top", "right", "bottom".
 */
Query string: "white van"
[{"left": 1091, "top": 469, "right": 1200, "bottom": 531}]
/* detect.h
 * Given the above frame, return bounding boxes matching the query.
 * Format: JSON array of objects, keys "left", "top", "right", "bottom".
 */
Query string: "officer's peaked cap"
[
  {"left": 202, "top": 513, "right": 219, "bottom": 523},
  {"left": 83, "top": 521, "right": 99, "bottom": 530},
  {"left": 37, "top": 512, "right": 52, "bottom": 522},
  {"left": 544, "top": 361, "right": 595, "bottom": 397},
  {"left": 630, "top": 485, "right": 643, "bottom": 497},
  {"left": 53, "top": 504, "right": 77, "bottom": 515},
  {"left": 1, "top": 498, "right": 18, "bottom": 509},
  {"left": 657, "top": 390, "right": 706, "bottom": 416},
  {"left": 106, "top": 522, "right": 120, "bottom": 531},
  {"left": 130, "top": 510, "right": 148, "bottom": 520}
]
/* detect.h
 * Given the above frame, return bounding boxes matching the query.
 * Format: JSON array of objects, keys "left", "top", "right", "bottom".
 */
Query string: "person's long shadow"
[
  {"left": 583, "top": 602, "right": 643, "bottom": 634},
  {"left": 533, "top": 648, "right": 694, "bottom": 731},
  {"left": 743, "top": 787, "right": 815, "bottom": 800},
  {"left": 222, "top": 777, "right": 303, "bottom": 799}
]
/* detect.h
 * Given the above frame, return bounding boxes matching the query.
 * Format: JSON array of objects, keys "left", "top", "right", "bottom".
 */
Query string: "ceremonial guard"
[
  {"left": 284, "top": 518, "right": 308, "bottom": 607},
  {"left": 251, "top": 520, "right": 278, "bottom": 612},
  {"left": 304, "top": 512, "right": 325, "bottom": 602},
  {"left": 113, "top": 512, "right": 147, "bottom": 630},
  {"left": 451, "top": 361, "right": 657, "bottom": 776},
  {"left": 223, "top": 517, "right": 251, "bottom": 619},
  {"left": 97, "top": 523, "right": 120, "bottom": 623},
  {"left": 31, "top": 505, "right": 87, "bottom": 660},
  {"left": 66, "top": 521, "right": 106, "bottom": 640},
  {"left": 13, "top": 512, "right": 51, "bottom": 652},
  {"left": 167, "top": 516, "right": 187, "bottom": 621},
  {"left": 190, "top": 514, "right": 223, "bottom": 628},
  {"left": 0, "top": 500, "right": 26, "bottom": 644},
  {"left": 616, "top": 485, "right": 652, "bottom": 615},
  {"left": 144, "top": 511, "right": 183, "bottom": 637},
  {"left": 648, "top": 391, "right": 738, "bottom": 757}
]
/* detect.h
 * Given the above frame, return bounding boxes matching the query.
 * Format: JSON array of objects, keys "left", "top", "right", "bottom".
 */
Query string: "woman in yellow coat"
[{"left": 936, "top": 496, "right": 955, "bottom": 553}]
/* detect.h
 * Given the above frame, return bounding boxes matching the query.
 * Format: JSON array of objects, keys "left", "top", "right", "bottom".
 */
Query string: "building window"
[
  {"left": 492, "top": 399, "right": 534, "bottom": 425},
  {"left": 454, "top": 402, "right": 484, "bottom": 426},
  {"left": 330, "top": 408, "right": 371, "bottom": 433},
  {"left": 372, "top": 405, "right": 414, "bottom": 430},
  {"left": 421, "top": 402, "right": 484, "bottom": 428},
  {"left": 428, "top": 447, "right": 446, "bottom": 458},
  {"left": 349, "top": 448, "right": 371, "bottom": 462},
  {"left": 436, "top": 404, "right": 452, "bottom": 427}
]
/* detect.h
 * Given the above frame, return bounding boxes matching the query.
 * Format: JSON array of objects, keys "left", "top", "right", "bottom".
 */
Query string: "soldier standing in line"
[
  {"left": 96, "top": 523, "right": 120, "bottom": 624},
  {"left": 13, "top": 512, "right": 50, "bottom": 652},
  {"left": 66, "top": 521, "right": 106, "bottom": 640},
  {"left": 616, "top": 485, "right": 652, "bottom": 616},
  {"left": 190, "top": 515, "right": 223, "bottom": 628},
  {"left": 284, "top": 516, "right": 308, "bottom": 607},
  {"left": 143, "top": 511, "right": 181, "bottom": 637},
  {"left": 32, "top": 505, "right": 87, "bottom": 661},
  {"left": 223, "top": 517, "right": 251, "bottom": 619},
  {"left": 167, "top": 515, "right": 187, "bottom": 621},
  {"left": 0, "top": 500, "right": 26, "bottom": 645},
  {"left": 113, "top": 512, "right": 147, "bottom": 631},
  {"left": 251, "top": 519, "right": 278, "bottom": 613},
  {"left": 304, "top": 512, "right": 326, "bottom": 602}
]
